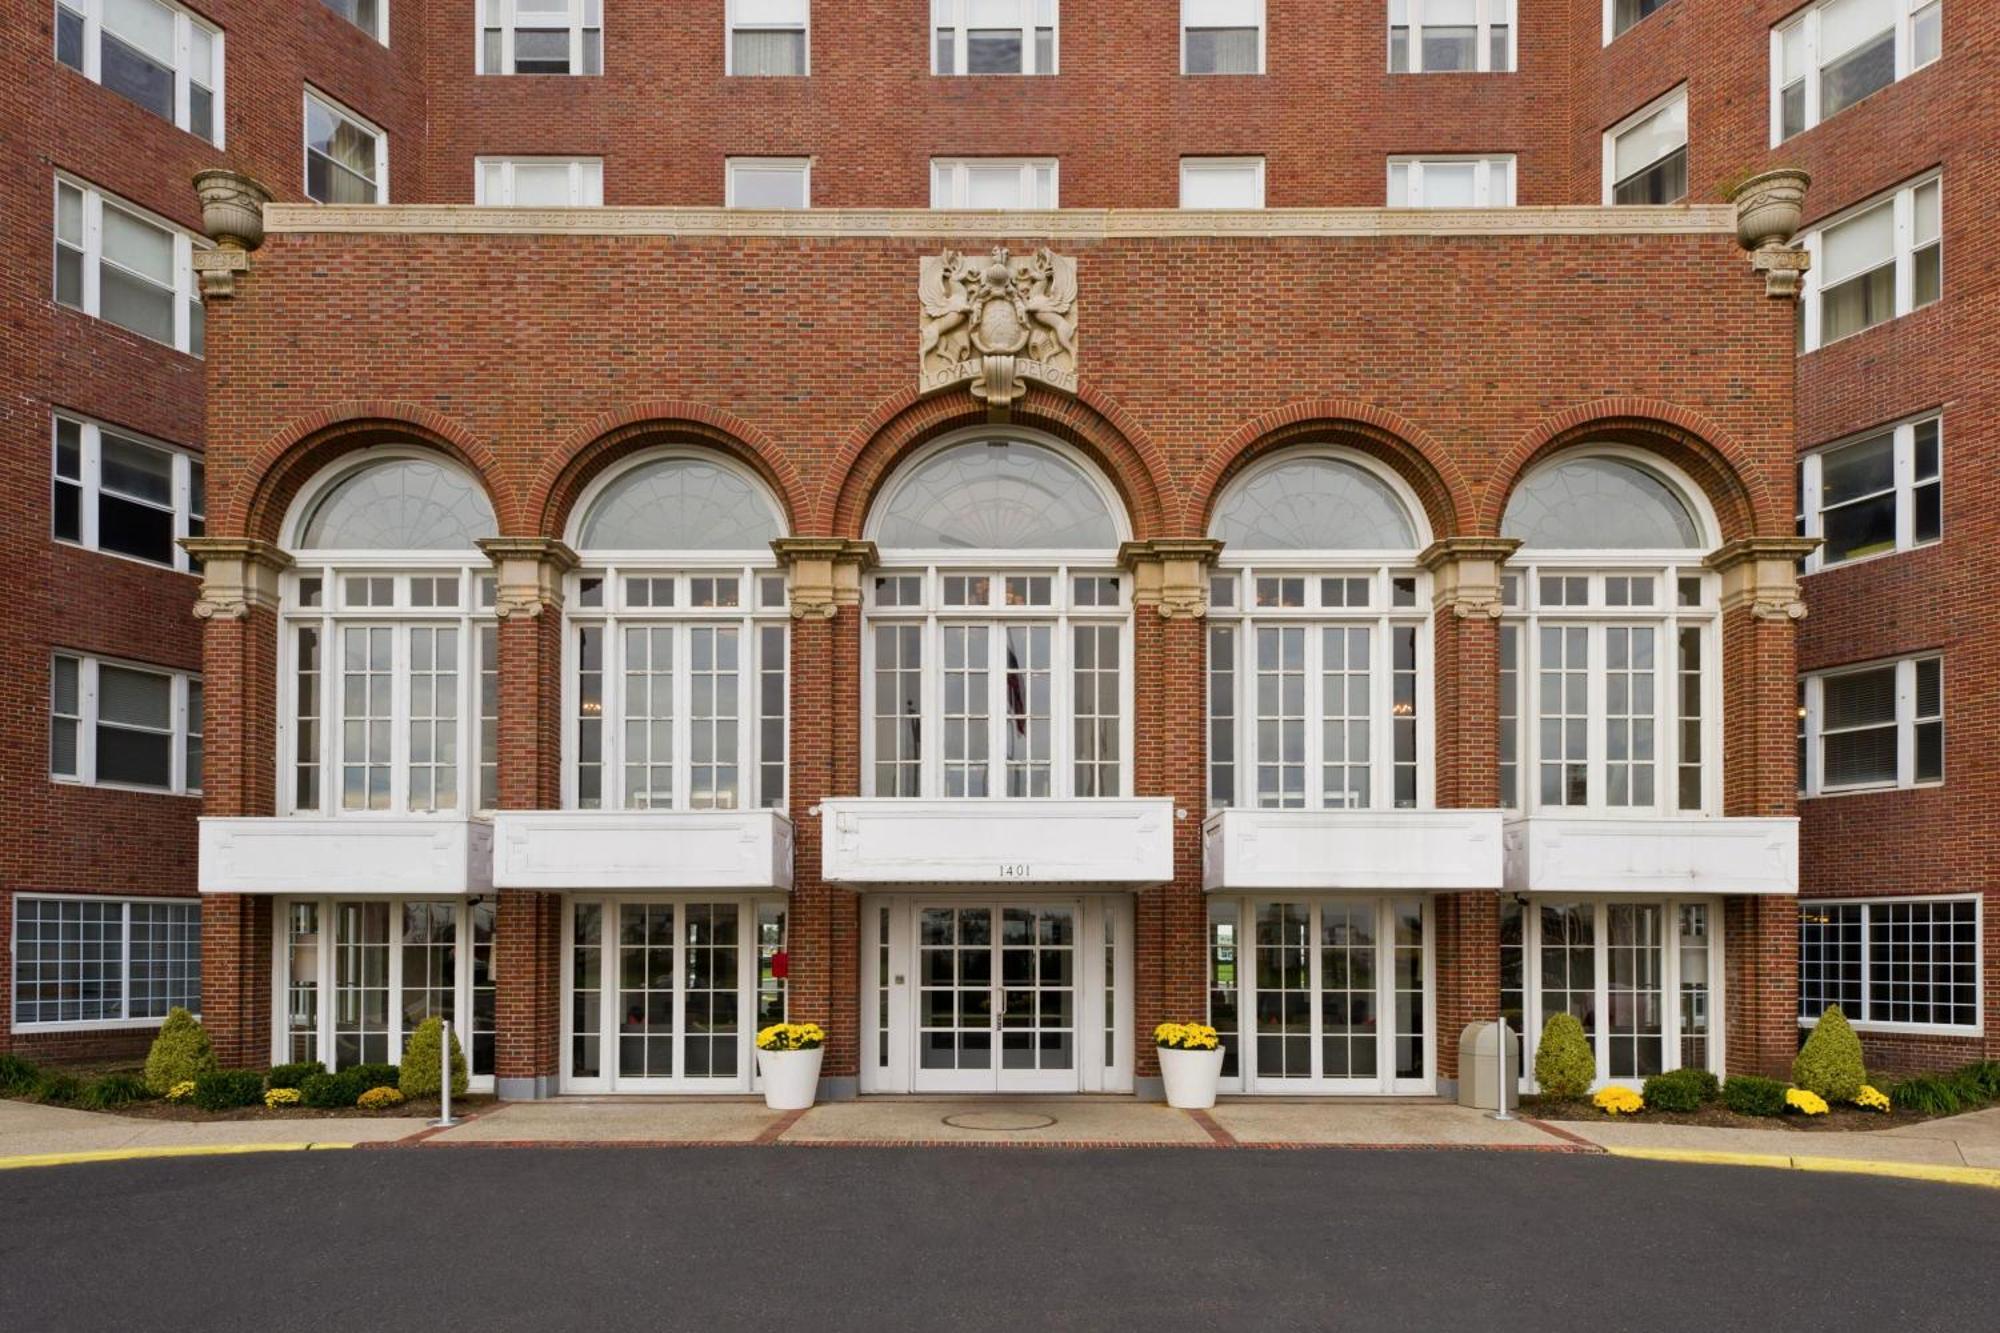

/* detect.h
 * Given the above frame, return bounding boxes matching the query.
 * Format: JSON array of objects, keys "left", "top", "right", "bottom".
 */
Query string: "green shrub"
[
  {"left": 143, "top": 1007, "right": 217, "bottom": 1094},
  {"left": 398, "top": 1017, "right": 469, "bottom": 1098},
  {"left": 1533, "top": 1013, "right": 1596, "bottom": 1101},
  {"left": 301, "top": 1069, "right": 364, "bottom": 1109},
  {"left": 29, "top": 1070, "right": 82, "bottom": 1104},
  {"left": 1891, "top": 1073, "right": 1980, "bottom": 1118},
  {"left": 76, "top": 1073, "right": 153, "bottom": 1110},
  {"left": 1792, "top": 1007, "right": 1867, "bottom": 1102},
  {"left": 191, "top": 1069, "right": 266, "bottom": 1112},
  {"left": 1955, "top": 1061, "right": 2000, "bottom": 1101},
  {"left": 347, "top": 1063, "right": 400, "bottom": 1094},
  {"left": 0, "top": 1053, "right": 40, "bottom": 1097},
  {"left": 1643, "top": 1068, "right": 1718, "bottom": 1113},
  {"left": 1723, "top": 1075, "right": 1789, "bottom": 1117},
  {"left": 266, "top": 1061, "right": 324, "bottom": 1091}
]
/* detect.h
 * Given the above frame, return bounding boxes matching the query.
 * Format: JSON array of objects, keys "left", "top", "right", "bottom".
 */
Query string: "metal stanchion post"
[
  {"left": 433, "top": 1018, "right": 458, "bottom": 1128},
  {"left": 1491, "top": 1016, "right": 1513, "bottom": 1121}
]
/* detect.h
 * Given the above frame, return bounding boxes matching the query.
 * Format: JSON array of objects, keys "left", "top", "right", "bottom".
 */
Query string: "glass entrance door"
[{"left": 913, "top": 902, "right": 1079, "bottom": 1092}]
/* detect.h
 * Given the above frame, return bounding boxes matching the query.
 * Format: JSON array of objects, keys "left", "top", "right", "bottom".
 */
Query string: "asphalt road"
[{"left": 2, "top": 1147, "right": 1995, "bottom": 1330}]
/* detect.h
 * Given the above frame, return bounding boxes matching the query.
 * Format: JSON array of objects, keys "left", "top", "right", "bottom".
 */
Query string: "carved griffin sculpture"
[{"left": 919, "top": 247, "right": 1078, "bottom": 411}]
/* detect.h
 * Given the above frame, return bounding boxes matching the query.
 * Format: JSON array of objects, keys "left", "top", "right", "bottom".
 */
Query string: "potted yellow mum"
[
  {"left": 1155, "top": 1022, "right": 1225, "bottom": 1109},
  {"left": 756, "top": 1022, "right": 826, "bottom": 1111}
]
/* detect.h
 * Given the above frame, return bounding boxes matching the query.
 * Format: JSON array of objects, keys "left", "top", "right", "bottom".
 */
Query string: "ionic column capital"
[
  {"left": 477, "top": 537, "right": 579, "bottom": 620},
  {"left": 1418, "top": 537, "right": 1521, "bottom": 619},
  {"left": 1118, "top": 538, "right": 1225, "bottom": 620},
  {"left": 182, "top": 537, "right": 294, "bottom": 620},
  {"left": 771, "top": 537, "right": 878, "bottom": 620}
]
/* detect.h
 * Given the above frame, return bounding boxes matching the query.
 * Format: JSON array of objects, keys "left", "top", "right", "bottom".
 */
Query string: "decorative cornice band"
[
  {"left": 265, "top": 204, "right": 1738, "bottom": 241},
  {"left": 1701, "top": 536, "right": 1820, "bottom": 571},
  {"left": 769, "top": 537, "right": 879, "bottom": 568},
  {"left": 1417, "top": 537, "right": 1522, "bottom": 571}
]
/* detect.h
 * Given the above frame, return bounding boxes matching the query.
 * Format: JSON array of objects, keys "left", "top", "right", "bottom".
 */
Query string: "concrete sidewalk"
[
  {"left": 1552, "top": 1105, "right": 2000, "bottom": 1169},
  {"left": 0, "top": 1097, "right": 424, "bottom": 1162}
]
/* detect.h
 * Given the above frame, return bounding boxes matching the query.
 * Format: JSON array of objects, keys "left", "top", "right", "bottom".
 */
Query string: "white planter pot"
[
  {"left": 1158, "top": 1045, "right": 1226, "bottom": 1110},
  {"left": 757, "top": 1046, "right": 824, "bottom": 1111}
]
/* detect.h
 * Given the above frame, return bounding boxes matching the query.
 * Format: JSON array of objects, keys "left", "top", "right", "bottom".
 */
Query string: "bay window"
[
  {"left": 1799, "top": 896, "right": 1977, "bottom": 1033},
  {"left": 54, "top": 176, "right": 204, "bottom": 355},
  {"left": 1798, "top": 653, "right": 1942, "bottom": 795},
  {"left": 727, "top": 0, "right": 807, "bottom": 75},
  {"left": 1797, "top": 414, "right": 1940, "bottom": 571},
  {"left": 55, "top": 0, "right": 222, "bottom": 144},
  {"left": 52, "top": 413, "right": 204, "bottom": 571},
  {"left": 1182, "top": 0, "right": 1264, "bottom": 75},
  {"left": 1390, "top": 0, "right": 1514, "bottom": 74},
  {"left": 1800, "top": 174, "right": 1941, "bottom": 351},
  {"left": 933, "top": 0, "right": 1055, "bottom": 75},
  {"left": 478, "top": 0, "right": 602, "bottom": 75},
  {"left": 1774, "top": 0, "right": 1941, "bottom": 143},
  {"left": 1604, "top": 86, "right": 1687, "bottom": 204}
]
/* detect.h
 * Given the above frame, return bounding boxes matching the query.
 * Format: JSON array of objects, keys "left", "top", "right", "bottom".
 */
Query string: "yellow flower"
[
  {"left": 166, "top": 1080, "right": 197, "bottom": 1103},
  {"left": 757, "top": 1021, "right": 826, "bottom": 1051},
  {"left": 1592, "top": 1085, "right": 1644, "bottom": 1116},
  {"left": 1853, "top": 1085, "right": 1891, "bottom": 1113},
  {"left": 1154, "top": 1022, "right": 1221, "bottom": 1051},
  {"left": 263, "top": 1087, "right": 303, "bottom": 1109},
  {"left": 1786, "top": 1088, "right": 1829, "bottom": 1116},
  {"left": 357, "top": 1085, "right": 405, "bottom": 1109}
]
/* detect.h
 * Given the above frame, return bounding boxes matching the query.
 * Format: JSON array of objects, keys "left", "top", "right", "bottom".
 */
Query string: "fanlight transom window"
[
  {"left": 868, "top": 438, "right": 1122, "bottom": 551},
  {"left": 576, "top": 455, "right": 783, "bottom": 552},
  {"left": 1210, "top": 454, "right": 1419, "bottom": 551},
  {"left": 1501, "top": 455, "right": 1702, "bottom": 551},
  {"left": 296, "top": 458, "right": 497, "bottom": 551}
]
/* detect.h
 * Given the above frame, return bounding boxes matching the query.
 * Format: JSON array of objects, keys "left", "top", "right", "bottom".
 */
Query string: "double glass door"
[{"left": 915, "top": 902, "right": 1079, "bottom": 1092}]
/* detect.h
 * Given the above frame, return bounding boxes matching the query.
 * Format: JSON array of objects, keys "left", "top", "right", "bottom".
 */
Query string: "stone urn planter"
[
  {"left": 1156, "top": 1023, "right": 1227, "bottom": 1110},
  {"left": 192, "top": 169, "right": 275, "bottom": 249},
  {"left": 755, "top": 1022, "right": 826, "bottom": 1111},
  {"left": 1729, "top": 168, "right": 1812, "bottom": 250}
]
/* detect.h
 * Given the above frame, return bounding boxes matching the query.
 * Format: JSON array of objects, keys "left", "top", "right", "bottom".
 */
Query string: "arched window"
[
  {"left": 863, "top": 435, "right": 1129, "bottom": 799},
  {"left": 563, "top": 451, "right": 790, "bottom": 813},
  {"left": 1500, "top": 456, "right": 1701, "bottom": 551},
  {"left": 296, "top": 457, "right": 497, "bottom": 551},
  {"left": 1209, "top": 455, "right": 1418, "bottom": 551}
]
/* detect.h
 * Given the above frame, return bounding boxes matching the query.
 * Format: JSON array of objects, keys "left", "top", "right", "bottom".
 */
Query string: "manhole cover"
[{"left": 942, "top": 1111, "right": 1058, "bottom": 1131}]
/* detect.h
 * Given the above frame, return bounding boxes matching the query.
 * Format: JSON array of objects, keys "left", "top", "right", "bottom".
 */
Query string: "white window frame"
[
  {"left": 1770, "top": 0, "right": 1942, "bottom": 145},
  {"left": 1797, "top": 412, "right": 1941, "bottom": 573},
  {"left": 53, "top": 174, "right": 204, "bottom": 356},
  {"left": 477, "top": 0, "right": 601, "bottom": 76},
  {"left": 50, "top": 651, "right": 201, "bottom": 795},
  {"left": 725, "top": 156, "right": 812, "bottom": 209},
  {"left": 1386, "top": 154, "right": 1516, "bottom": 207},
  {"left": 474, "top": 156, "right": 604, "bottom": 205},
  {"left": 322, "top": 0, "right": 388, "bottom": 44},
  {"left": 1798, "top": 653, "right": 1942, "bottom": 797},
  {"left": 932, "top": 0, "right": 1057, "bottom": 75},
  {"left": 1179, "top": 156, "right": 1266, "bottom": 209},
  {"left": 1797, "top": 895, "right": 1981, "bottom": 1037},
  {"left": 929, "top": 157, "right": 1059, "bottom": 209},
  {"left": 1181, "top": 0, "right": 1265, "bottom": 75},
  {"left": 12, "top": 893, "right": 201, "bottom": 1032},
  {"left": 303, "top": 86, "right": 388, "bottom": 203},
  {"left": 1798, "top": 172, "right": 1941, "bottom": 353},
  {"left": 1603, "top": 0, "right": 1673, "bottom": 45},
  {"left": 1390, "top": 0, "right": 1516, "bottom": 74},
  {"left": 725, "top": 0, "right": 809, "bottom": 76},
  {"left": 55, "top": 0, "right": 225, "bottom": 145},
  {"left": 1601, "top": 84, "right": 1688, "bottom": 205},
  {"left": 51, "top": 412, "right": 204, "bottom": 573}
]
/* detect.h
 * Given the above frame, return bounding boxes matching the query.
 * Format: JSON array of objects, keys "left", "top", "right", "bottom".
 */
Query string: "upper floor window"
[
  {"left": 1604, "top": 86, "right": 1687, "bottom": 204},
  {"left": 53, "top": 413, "right": 204, "bottom": 572},
  {"left": 1606, "top": 0, "right": 1672, "bottom": 43},
  {"left": 1799, "top": 173, "right": 1940, "bottom": 352},
  {"left": 566, "top": 454, "right": 789, "bottom": 812},
  {"left": 55, "top": 0, "right": 222, "bottom": 144},
  {"left": 727, "top": 0, "right": 807, "bottom": 75},
  {"left": 282, "top": 454, "right": 500, "bottom": 816},
  {"left": 1180, "top": 157, "right": 1265, "bottom": 209},
  {"left": 322, "top": 0, "right": 386, "bottom": 43},
  {"left": 864, "top": 437, "right": 1128, "bottom": 799},
  {"left": 51, "top": 652, "right": 201, "bottom": 795},
  {"left": 479, "top": 0, "right": 601, "bottom": 75},
  {"left": 1499, "top": 453, "right": 1720, "bottom": 816},
  {"left": 475, "top": 157, "right": 603, "bottom": 206},
  {"left": 1798, "top": 653, "right": 1941, "bottom": 796},
  {"left": 727, "top": 157, "right": 811, "bottom": 209},
  {"left": 54, "top": 176, "right": 204, "bottom": 356},
  {"left": 1206, "top": 452, "right": 1432, "bottom": 811},
  {"left": 934, "top": 0, "right": 1055, "bottom": 75},
  {"left": 1390, "top": 0, "right": 1515, "bottom": 73},
  {"left": 1796, "top": 413, "right": 1940, "bottom": 572},
  {"left": 1387, "top": 155, "right": 1515, "bottom": 207},
  {"left": 304, "top": 88, "right": 386, "bottom": 203},
  {"left": 1182, "top": 0, "right": 1263, "bottom": 75},
  {"left": 1774, "top": 0, "right": 1940, "bottom": 143},
  {"left": 931, "top": 158, "right": 1058, "bottom": 209}
]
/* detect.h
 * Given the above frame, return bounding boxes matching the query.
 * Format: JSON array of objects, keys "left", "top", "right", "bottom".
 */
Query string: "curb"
[
  {"left": 1606, "top": 1146, "right": 2000, "bottom": 1191},
  {"left": 0, "top": 1142, "right": 355, "bottom": 1172}
]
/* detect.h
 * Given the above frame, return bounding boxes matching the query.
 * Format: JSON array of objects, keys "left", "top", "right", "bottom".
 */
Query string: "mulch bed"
[
  {"left": 1523, "top": 1096, "right": 1924, "bottom": 1133},
  {"left": 106, "top": 1094, "right": 499, "bottom": 1123}
]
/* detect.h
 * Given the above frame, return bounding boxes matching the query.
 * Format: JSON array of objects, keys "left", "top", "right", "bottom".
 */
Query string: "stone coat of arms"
[{"left": 919, "top": 247, "right": 1078, "bottom": 410}]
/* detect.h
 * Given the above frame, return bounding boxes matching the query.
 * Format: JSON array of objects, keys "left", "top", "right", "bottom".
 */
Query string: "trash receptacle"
[{"left": 1457, "top": 1021, "right": 1520, "bottom": 1110}]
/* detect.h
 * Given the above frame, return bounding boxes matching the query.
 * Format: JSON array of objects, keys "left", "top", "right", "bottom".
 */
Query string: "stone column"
[
  {"left": 1119, "top": 539, "right": 1221, "bottom": 1092},
  {"left": 1417, "top": 537, "right": 1519, "bottom": 1082},
  {"left": 477, "top": 537, "right": 577, "bottom": 1099},
  {"left": 772, "top": 538, "right": 877, "bottom": 1097}
]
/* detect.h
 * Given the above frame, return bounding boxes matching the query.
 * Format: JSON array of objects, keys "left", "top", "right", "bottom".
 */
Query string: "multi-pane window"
[
  {"left": 13, "top": 896, "right": 200, "bottom": 1028},
  {"left": 1180, "top": 157, "right": 1265, "bottom": 209},
  {"left": 1797, "top": 414, "right": 1941, "bottom": 571},
  {"left": 1389, "top": 0, "right": 1515, "bottom": 73},
  {"left": 52, "top": 414, "right": 204, "bottom": 571},
  {"left": 478, "top": 0, "right": 601, "bottom": 75},
  {"left": 304, "top": 89, "right": 386, "bottom": 203},
  {"left": 1182, "top": 0, "right": 1264, "bottom": 74},
  {"left": 933, "top": 0, "right": 1055, "bottom": 75},
  {"left": 54, "top": 177, "right": 204, "bottom": 355},
  {"left": 1606, "top": 0, "right": 1672, "bottom": 42},
  {"left": 727, "top": 0, "right": 807, "bottom": 75},
  {"left": 1799, "top": 174, "right": 1941, "bottom": 352},
  {"left": 55, "top": 0, "right": 222, "bottom": 143},
  {"left": 322, "top": 0, "right": 386, "bottom": 43},
  {"left": 1387, "top": 155, "right": 1515, "bottom": 207},
  {"left": 930, "top": 158, "right": 1059, "bottom": 209},
  {"left": 1798, "top": 654, "right": 1942, "bottom": 795},
  {"left": 1774, "top": 0, "right": 1941, "bottom": 142},
  {"left": 475, "top": 157, "right": 603, "bottom": 205},
  {"left": 51, "top": 653, "right": 202, "bottom": 794},
  {"left": 1799, "top": 897, "right": 1977, "bottom": 1032},
  {"left": 726, "top": 157, "right": 811, "bottom": 209},
  {"left": 1605, "top": 87, "right": 1687, "bottom": 204}
]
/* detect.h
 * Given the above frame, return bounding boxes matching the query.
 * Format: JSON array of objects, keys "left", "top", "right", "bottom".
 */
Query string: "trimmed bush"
[
  {"left": 76, "top": 1073, "right": 152, "bottom": 1110},
  {"left": 29, "top": 1070, "right": 82, "bottom": 1105},
  {"left": 1642, "top": 1067, "right": 1718, "bottom": 1113},
  {"left": 1533, "top": 1013, "right": 1595, "bottom": 1101},
  {"left": 266, "top": 1061, "right": 324, "bottom": 1091},
  {"left": 1722, "top": 1074, "right": 1788, "bottom": 1117},
  {"left": 347, "top": 1063, "right": 400, "bottom": 1094},
  {"left": 144, "top": 1007, "right": 217, "bottom": 1095},
  {"left": 1891, "top": 1073, "right": 1979, "bottom": 1118},
  {"left": 301, "top": 1069, "right": 365, "bottom": 1109},
  {"left": 192, "top": 1069, "right": 266, "bottom": 1112},
  {"left": 1792, "top": 1007, "right": 1867, "bottom": 1102},
  {"left": 0, "top": 1053, "right": 40, "bottom": 1097},
  {"left": 399, "top": 1017, "right": 469, "bottom": 1099}
]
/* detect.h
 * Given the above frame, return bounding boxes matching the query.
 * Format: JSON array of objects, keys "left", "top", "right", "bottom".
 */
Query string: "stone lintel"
[
  {"left": 1119, "top": 539, "right": 1225, "bottom": 620},
  {"left": 183, "top": 537, "right": 294, "bottom": 620},
  {"left": 1418, "top": 537, "right": 1522, "bottom": 620},
  {"left": 477, "top": 537, "right": 580, "bottom": 620},
  {"left": 1704, "top": 537, "right": 1820, "bottom": 622},
  {"left": 771, "top": 537, "right": 879, "bottom": 620}
]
